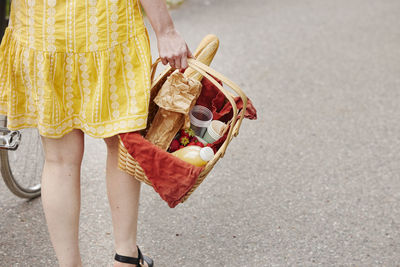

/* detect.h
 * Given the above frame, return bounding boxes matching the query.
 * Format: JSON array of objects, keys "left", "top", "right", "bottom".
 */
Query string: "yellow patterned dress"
[{"left": 0, "top": 0, "right": 152, "bottom": 138}]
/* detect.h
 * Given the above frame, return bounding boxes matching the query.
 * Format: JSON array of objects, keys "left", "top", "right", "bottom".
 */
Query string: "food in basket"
[
  {"left": 181, "top": 128, "right": 196, "bottom": 138},
  {"left": 168, "top": 127, "right": 211, "bottom": 152},
  {"left": 189, "top": 105, "right": 213, "bottom": 137},
  {"left": 203, "top": 120, "right": 227, "bottom": 144},
  {"left": 168, "top": 139, "right": 180, "bottom": 152},
  {"left": 172, "top": 146, "right": 214, "bottom": 167},
  {"left": 145, "top": 72, "right": 202, "bottom": 150},
  {"left": 179, "top": 135, "right": 190, "bottom": 146},
  {"left": 195, "top": 136, "right": 208, "bottom": 145},
  {"left": 187, "top": 139, "right": 204, "bottom": 148}
]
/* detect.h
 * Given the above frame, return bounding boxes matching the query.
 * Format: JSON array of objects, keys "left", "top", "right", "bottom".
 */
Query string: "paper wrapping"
[{"left": 145, "top": 71, "right": 202, "bottom": 150}]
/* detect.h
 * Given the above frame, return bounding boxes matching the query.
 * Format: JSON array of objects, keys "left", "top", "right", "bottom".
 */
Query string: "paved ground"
[{"left": 1, "top": 0, "right": 400, "bottom": 266}]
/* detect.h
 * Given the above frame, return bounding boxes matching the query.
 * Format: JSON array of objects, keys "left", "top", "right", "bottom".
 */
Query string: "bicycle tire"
[{"left": 0, "top": 115, "right": 42, "bottom": 199}]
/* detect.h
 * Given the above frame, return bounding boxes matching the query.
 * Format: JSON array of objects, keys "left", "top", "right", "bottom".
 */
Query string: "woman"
[{"left": 0, "top": 0, "right": 191, "bottom": 266}]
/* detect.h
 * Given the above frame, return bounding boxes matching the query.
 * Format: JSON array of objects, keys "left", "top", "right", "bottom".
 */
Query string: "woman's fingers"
[
  {"left": 180, "top": 54, "right": 188, "bottom": 70},
  {"left": 174, "top": 54, "right": 182, "bottom": 69},
  {"left": 177, "top": 48, "right": 188, "bottom": 69},
  {"left": 167, "top": 57, "right": 175, "bottom": 68},
  {"left": 163, "top": 50, "right": 189, "bottom": 69},
  {"left": 180, "top": 45, "right": 193, "bottom": 70},
  {"left": 162, "top": 54, "right": 192, "bottom": 69}
]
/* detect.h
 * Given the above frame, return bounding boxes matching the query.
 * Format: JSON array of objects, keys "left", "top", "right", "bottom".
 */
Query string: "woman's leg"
[
  {"left": 41, "top": 129, "right": 85, "bottom": 267},
  {"left": 104, "top": 135, "right": 148, "bottom": 267}
]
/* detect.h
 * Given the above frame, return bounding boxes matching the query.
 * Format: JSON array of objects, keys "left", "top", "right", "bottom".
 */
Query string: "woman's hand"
[
  {"left": 157, "top": 29, "right": 193, "bottom": 70},
  {"left": 140, "top": 0, "right": 192, "bottom": 70}
]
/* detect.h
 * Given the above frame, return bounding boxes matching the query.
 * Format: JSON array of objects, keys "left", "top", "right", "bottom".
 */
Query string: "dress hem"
[{"left": 0, "top": 110, "right": 148, "bottom": 139}]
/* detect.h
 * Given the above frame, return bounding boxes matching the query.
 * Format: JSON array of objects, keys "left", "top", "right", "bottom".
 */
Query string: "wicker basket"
[{"left": 118, "top": 58, "right": 248, "bottom": 203}]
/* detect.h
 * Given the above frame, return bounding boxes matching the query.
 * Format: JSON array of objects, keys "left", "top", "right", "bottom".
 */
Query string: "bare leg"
[
  {"left": 41, "top": 129, "right": 85, "bottom": 267},
  {"left": 104, "top": 135, "right": 148, "bottom": 267}
]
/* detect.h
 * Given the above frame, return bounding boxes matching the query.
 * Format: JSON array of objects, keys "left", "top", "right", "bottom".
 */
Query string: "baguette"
[{"left": 184, "top": 34, "right": 219, "bottom": 81}]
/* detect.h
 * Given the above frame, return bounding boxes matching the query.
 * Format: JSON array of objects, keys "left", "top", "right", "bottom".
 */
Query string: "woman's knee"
[{"left": 41, "top": 129, "right": 85, "bottom": 165}]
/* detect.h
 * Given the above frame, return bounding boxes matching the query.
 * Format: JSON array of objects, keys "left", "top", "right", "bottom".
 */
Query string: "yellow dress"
[{"left": 0, "top": 0, "right": 152, "bottom": 138}]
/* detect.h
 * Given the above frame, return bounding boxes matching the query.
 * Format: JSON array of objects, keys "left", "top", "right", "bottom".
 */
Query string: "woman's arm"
[{"left": 140, "top": 0, "right": 192, "bottom": 70}]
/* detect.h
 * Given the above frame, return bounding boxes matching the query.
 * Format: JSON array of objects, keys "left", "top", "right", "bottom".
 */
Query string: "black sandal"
[{"left": 114, "top": 246, "right": 154, "bottom": 267}]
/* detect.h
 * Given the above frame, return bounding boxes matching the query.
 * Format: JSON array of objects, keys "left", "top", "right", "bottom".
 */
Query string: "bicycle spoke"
[{"left": 7, "top": 128, "right": 43, "bottom": 190}]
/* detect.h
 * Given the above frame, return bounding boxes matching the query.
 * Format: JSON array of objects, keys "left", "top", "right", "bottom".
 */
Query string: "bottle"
[{"left": 172, "top": 146, "right": 214, "bottom": 167}]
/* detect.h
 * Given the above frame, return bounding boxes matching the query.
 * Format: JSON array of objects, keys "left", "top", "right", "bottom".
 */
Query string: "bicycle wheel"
[{"left": 0, "top": 115, "right": 42, "bottom": 198}]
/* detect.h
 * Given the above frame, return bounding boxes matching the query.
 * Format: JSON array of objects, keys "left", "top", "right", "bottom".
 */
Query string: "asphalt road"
[{"left": 1, "top": 0, "right": 400, "bottom": 266}]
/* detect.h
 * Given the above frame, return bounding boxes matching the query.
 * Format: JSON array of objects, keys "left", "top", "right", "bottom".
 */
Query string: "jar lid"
[{"left": 199, "top": 147, "right": 214, "bottom": 162}]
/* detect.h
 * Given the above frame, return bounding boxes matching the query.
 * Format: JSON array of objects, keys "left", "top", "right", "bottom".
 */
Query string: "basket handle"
[
  {"left": 184, "top": 60, "right": 238, "bottom": 157},
  {"left": 150, "top": 58, "right": 164, "bottom": 82},
  {"left": 187, "top": 59, "right": 248, "bottom": 138}
]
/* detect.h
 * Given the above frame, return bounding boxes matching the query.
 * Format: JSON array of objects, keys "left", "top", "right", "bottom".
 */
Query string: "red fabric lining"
[
  {"left": 197, "top": 77, "right": 258, "bottom": 151},
  {"left": 120, "top": 132, "right": 204, "bottom": 208}
]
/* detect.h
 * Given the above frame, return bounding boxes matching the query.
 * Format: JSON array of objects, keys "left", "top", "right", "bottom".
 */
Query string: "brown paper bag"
[{"left": 145, "top": 71, "right": 202, "bottom": 150}]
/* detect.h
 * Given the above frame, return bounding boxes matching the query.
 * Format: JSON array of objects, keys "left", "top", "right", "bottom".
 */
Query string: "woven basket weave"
[{"left": 118, "top": 58, "right": 248, "bottom": 203}]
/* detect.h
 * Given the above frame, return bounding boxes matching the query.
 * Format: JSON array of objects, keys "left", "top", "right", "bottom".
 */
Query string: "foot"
[
  {"left": 114, "top": 261, "right": 149, "bottom": 267},
  {"left": 113, "top": 246, "right": 152, "bottom": 267}
]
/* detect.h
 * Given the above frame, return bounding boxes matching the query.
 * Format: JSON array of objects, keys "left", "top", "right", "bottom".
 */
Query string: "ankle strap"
[{"left": 114, "top": 246, "right": 144, "bottom": 266}]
